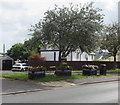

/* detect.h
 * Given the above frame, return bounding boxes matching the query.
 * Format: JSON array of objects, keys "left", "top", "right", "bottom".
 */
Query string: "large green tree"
[
  {"left": 30, "top": 3, "right": 104, "bottom": 61},
  {"left": 7, "top": 43, "right": 31, "bottom": 62},
  {"left": 101, "top": 23, "right": 120, "bottom": 68},
  {"left": 24, "top": 37, "right": 42, "bottom": 54}
]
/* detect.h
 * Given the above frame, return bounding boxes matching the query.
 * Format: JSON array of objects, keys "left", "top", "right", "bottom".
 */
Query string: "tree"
[
  {"left": 24, "top": 36, "right": 43, "bottom": 53},
  {"left": 30, "top": 2, "right": 104, "bottom": 61},
  {"left": 7, "top": 43, "right": 31, "bottom": 62},
  {"left": 101, "top": 23, "right": 120, "bottom": 68}
]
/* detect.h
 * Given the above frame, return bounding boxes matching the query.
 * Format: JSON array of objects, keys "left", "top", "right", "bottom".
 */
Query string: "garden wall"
[{"left": 41, "top": 61, "right": 120, "bottom": 70}]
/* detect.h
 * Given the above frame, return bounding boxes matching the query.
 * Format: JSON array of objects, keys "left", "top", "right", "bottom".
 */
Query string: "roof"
[{"left": 0, "top": 56, "right": 14, "bottom": 61}]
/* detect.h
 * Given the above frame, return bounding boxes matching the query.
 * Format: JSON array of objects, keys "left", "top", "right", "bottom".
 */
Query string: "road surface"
[{"left": 2, "top": 81, "right": 118, "bottom": 103}]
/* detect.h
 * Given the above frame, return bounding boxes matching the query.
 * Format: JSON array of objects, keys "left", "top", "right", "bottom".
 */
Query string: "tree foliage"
[
  {"left": 24, "top": 36, "right": 42, "bottom": 53},
  {"left": 7, "top": 43, "right": 31, "bottom": 62},
  {"left": 30, "top": 2, "right": 104, "bottom": 61},
  {"left": 101, "top": 23, "right": 120, "bottom": 67}
]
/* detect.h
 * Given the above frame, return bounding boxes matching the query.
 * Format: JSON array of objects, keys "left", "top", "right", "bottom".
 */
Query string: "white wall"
[
  {"left": 41, "top": 51, "right": 94, "bottom": 61},
  {"left": 41, "top": 52, "right": 59, "bottom": 61}
]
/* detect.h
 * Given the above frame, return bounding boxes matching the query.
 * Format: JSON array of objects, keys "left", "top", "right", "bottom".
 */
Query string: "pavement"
[{"left": 1, "top": 73, "right": 119, "bottom": 95}]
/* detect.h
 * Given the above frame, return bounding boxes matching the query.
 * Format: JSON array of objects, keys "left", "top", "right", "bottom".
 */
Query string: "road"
[{"left": 2, "top": 81, "right": 118, "bottom": 103}]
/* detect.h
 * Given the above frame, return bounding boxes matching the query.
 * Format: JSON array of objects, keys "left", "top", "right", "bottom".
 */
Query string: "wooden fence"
[{"left": 40, "top": 61, "right": 120, "bottom": 70}]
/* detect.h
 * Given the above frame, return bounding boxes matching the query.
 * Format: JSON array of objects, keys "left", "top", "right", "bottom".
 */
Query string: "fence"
[{"left": 41, "top": 61, "right": 120, "bottom": 70}]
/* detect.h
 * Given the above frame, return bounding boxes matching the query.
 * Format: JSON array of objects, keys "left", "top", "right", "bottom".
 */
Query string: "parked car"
[{"left": 12, "top": 63, "right": 30, "bottom": 72}]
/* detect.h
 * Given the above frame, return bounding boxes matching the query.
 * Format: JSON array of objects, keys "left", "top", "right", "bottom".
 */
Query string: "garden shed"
[{"left": 0, "top": 55, "right": 14, "bottom": 70}]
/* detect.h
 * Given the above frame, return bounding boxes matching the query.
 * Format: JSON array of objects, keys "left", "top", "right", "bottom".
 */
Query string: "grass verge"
[
  {"left": 1, "top": 71, "right": 111, "bottom": 82},
  {"left": 2, "top": 72, "right": 28, "bottom": 81},
  {"left": 107, "top": 69, "right": 120, "bottom": 73}
]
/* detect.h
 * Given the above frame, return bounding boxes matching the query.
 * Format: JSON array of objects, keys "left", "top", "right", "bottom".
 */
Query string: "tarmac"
[{"left": 1, "top": 73, "right": 119, "bottom": 95}]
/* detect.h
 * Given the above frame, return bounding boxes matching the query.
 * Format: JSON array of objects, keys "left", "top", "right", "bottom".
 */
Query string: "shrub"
[{"left": 28, "top": 53, "right": 46, "bottom": 67}]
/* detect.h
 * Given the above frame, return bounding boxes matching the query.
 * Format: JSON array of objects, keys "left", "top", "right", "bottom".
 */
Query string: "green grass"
[
  {"left": 107, "top": 69, "right": 120, "bottom": 73},
  {"left": 2, "top": 71, "right": 109, "bottom": 82},
  {"left": 2, "top": 72, "right": 28, "bottom": 81}
]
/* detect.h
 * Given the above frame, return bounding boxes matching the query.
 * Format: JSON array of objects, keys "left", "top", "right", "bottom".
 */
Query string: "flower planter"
[
  {"left": 28, "top": 66, "right": 46, "bottom": 79},
  {"left": 82, "top": 65, "right": 98, "bottom": 76},
  {"left": 82, "top": 67, "right": 97, "bottom": 76},
  {"left": 55, "top": 69, "right": 71, "bottom": 76},
  {"left": 28, "top": 70, "right": 45, "bottom": 79}
]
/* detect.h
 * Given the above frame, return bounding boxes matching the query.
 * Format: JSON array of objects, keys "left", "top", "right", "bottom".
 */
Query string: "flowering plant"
[
  {"left": 58, "top": 61, "right": 73, "bottom": 70},
  {"left": 28, "top": 53, "right": 46, "bottom": 67},
  {"left": 82, "top": 65, "right": 98, "bottom": 69},
  {"left": 29, "top": 66, "right": 46, "bottom": 72},
  {"left": 64, "top": 66, "right": 73, "bottom": 70}
]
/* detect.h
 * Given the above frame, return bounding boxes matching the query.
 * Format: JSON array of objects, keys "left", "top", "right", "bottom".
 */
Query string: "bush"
[{"left": 28, "top": 53, "right": 46, "bottom": 67}]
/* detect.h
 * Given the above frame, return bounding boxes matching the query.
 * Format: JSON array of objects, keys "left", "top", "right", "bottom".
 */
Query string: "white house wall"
[
  {"left": 41, "top": 51, "right": 94, "bottom": 61},
  {"left": 41, "top": 52, "right": 54, "bottom": 61},
  {"left": 41, "top": 52, "right": 59, "bottom": 61}
]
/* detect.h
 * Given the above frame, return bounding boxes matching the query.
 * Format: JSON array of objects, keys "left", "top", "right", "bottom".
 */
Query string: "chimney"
[{"left": 3, "top": 44, "right": 5, "bottom": 55}]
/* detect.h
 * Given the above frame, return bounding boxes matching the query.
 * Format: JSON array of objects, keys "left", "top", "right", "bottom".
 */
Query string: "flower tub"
[
  {"left": 28, "top": 66, "right": 46, "bottom": 79},
  {"left": 55, "top": 65, "right": 72, "bottom": 76},
  {"left": 82, "top": 65, "right": 98, "bottom": 76},
  {"left": 55, "top": 69, "right": 72, "bottom": 76}
]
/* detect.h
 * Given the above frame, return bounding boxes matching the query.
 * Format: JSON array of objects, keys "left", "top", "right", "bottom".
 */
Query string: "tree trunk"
[
  {"left": 59, "top": 50, "right": 61, "bottom": 61},
  {"left": 79, "top": 52, "right": 83, "bottom": 61},
  {"left": 113, "top": 54, "right": 117, "bottom": 69}
]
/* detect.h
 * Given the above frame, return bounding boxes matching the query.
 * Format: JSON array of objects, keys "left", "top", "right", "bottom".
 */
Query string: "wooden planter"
[
  {"left": 82, "top": 67, "right": 97, "bottom": 76},
  {"left": 28, "top": 70, "right": 45, "bottom": 79},
  {"left": 55, "top": 69, "right": 71, "bottom": 76}
]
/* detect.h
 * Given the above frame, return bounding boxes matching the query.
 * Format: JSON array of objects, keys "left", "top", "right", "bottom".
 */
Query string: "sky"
[{"left": 0, "top": 0, "right": 119, "bottom": 53}]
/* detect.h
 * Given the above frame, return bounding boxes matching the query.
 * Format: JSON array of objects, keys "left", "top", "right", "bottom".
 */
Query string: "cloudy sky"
[{"left": 0, "top": 0, "right": 119, "bottom": 53}]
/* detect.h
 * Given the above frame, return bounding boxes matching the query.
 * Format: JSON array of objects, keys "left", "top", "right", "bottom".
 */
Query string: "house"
[
  {"left": 0, "top": 53, "right": 14, "bottom": 70},
  {"left": 39, "top": 48, "right": 95, "bottom": 61},
  {"left": 94, "top": 50, "right": 120, "bottom": 61},
  {"left": 118, "top": 54, "right": 120, "bottom": 61},
  {"left": 94, "top": 50, "right": 109, "bottom": 60}
]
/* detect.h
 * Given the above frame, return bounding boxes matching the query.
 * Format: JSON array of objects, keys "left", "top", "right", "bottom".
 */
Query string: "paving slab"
[{"left": 1, "top": 78, "right": 53, "bottom": 95}]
